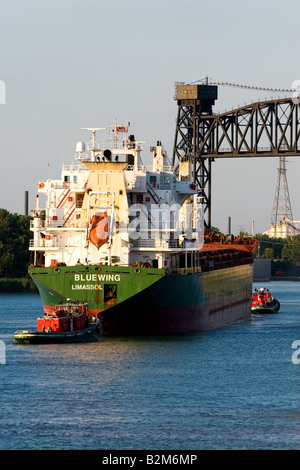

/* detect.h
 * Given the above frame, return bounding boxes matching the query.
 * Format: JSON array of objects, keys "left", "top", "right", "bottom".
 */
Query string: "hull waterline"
[{"left": 29, "top": 263, "right": 253, "bottom": 336}]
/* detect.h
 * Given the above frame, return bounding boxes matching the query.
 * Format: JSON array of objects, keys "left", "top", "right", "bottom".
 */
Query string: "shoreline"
[
  {"left": 253, "top": 276, "right": 300, "bottom": 282},
  {"left": 0, "top": 277, "right": 38, "bottom": 293}
]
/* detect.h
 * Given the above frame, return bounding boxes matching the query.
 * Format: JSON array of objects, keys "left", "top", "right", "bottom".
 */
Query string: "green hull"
[
  {"left": 29, "top": 265, "right": 165, "bottom": 314},
  {"left": 29, "top": 263, "right": 254, "bottom": 335}
]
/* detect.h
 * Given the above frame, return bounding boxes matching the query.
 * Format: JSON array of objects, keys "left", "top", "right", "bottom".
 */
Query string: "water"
[{"left": 0, "top": 281, "right": 299, "bottom": 450}]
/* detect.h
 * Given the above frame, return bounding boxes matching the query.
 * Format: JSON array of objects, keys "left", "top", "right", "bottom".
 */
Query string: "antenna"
[
  {"left": 81, "top": 127, "right": 106, "bottom": 161},
  {"left": 108, "top": 120, "right": 130, "bottom": 149}
]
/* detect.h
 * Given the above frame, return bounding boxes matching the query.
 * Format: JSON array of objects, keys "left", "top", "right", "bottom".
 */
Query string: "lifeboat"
[{"left": 89, "top": 212, "right": 110, "bottom": 250}]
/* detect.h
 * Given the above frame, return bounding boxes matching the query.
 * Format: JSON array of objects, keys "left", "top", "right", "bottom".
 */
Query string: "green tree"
[
  {"left": 263, "top": 247, "right": 274, "bottom": 259},
  {"left": 210, "top": 226, "right": 221, "bottom": 234},
  {"left": 0, "top": 209, "right": 32, "bottom": 277},
  {"left": 238, "top": 230, "right": 250, "bottom": 237},
  {"left": 254, "top": 233, "right": 285, "bottom": 259},
  {"left": 281, "top": 235, "right": 300, "bottom": 262}
]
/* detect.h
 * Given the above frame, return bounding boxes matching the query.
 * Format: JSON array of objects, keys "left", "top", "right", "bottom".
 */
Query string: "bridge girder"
[
  {"left": 198, "top": 98, "right": 300, "bottom": 158},
  {"left": 172, "top": 85, "right": 300, "bottom": 229}
]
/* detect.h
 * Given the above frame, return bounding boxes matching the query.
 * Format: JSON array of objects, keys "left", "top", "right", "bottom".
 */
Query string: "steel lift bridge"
[{"left": 172, "top": 79, "right": 300, "bottom": 228}]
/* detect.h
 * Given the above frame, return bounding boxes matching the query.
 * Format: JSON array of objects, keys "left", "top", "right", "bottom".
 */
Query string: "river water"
[{"left": 0, "top": 281, "right": 299, "bottom": 450}]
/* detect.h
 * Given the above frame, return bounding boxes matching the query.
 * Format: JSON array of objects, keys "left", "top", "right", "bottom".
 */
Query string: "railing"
[
  {"left": 125, "top": 165, "right": 174, "bottom": 172},
  {"left": 201, "top": 145, "right": 300, "bottom": 155},
  {"left": 48, "top": 179, "right": 88, "bottom": 191},
  {"left": 87, "top": 142, "right": 102, "bottom": 151},
  {"left": 130, "top": 239, "right": 182, "bottom": 249},
  {"left": 61, "top": 163, "right": 89, "bottom": 172},
  {"left": 29, "top": 236, "right": 84, "bottom": 249},
  {"left": 30, "top": 218, "right": 83, "bottom": 230}
]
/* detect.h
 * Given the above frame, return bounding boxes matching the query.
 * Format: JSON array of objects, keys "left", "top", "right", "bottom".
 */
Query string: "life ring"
[
  {"left": 135, "top": 268, "right": 141, "bottom": 274},
  {"left": 141, "top": 262, "right": 151, "bottom": 268},
  {"left": 38, "top": 182, "right": 45, "bottom": 189}
]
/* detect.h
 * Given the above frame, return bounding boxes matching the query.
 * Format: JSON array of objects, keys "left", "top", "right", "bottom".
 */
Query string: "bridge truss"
[{"left": 172, "top": 83, "right": 300, "bottom": 228}]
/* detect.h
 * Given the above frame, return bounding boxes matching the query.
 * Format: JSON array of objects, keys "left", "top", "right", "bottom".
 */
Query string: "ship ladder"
[
  {"left": 146, "top": 182, "right": 162, "bottom": 206},
  {"left": 57, "top": 188, "right": 71, "bottom": 208},
  {"left": 62, "top": 203, "right": 76, "bottom": 226}
]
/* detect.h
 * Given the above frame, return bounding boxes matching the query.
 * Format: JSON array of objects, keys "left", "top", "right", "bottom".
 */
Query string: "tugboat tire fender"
[{"left": 141, "top": 262, "right": 151, "bottom": 268}]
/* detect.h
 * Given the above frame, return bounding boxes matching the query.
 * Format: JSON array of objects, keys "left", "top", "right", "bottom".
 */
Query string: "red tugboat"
[
  {"left": 251, "top": 288, "right": 280, "bottom": 314},
  {"left": 13, "top": 301, "right": 102, "bottom": 344}
]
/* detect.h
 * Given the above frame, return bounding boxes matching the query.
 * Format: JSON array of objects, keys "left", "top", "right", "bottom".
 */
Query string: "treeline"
[
  {"left": 254, "top": 233, "right": 300, "bottom": 263},
  {"left": 210, "top": 226, "right": 300, "bottom": 264},
  {"left": 0, "top": 208, "right": 33, "bottom": 277},
  {"left": 0, "top": 277, "right": 37, "bottom": 293}
]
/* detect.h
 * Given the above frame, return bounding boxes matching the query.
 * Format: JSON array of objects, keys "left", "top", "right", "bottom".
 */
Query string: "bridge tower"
[
  {"left": 172, "top": 82, "right": 218, "bottom": 228},
  {"left": 172, "top": 80, "right": 300, "bottom": 229}
]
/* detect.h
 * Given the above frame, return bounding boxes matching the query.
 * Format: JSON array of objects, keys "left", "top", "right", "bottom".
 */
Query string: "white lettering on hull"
[
  {"left": 71, "top": 284, "right": 103, "bottom": 290},
  {"left": 74, "top": 274, "right": 120, "bottom": 282},
  {"left": 71, "top": 273, "right": 120, "bottom": 290}
]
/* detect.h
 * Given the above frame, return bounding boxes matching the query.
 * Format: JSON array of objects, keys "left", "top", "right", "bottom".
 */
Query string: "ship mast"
[
  {"left": 81, "top": 127, "right": 106, "bottom": 161},
  {"left": 108, "top": 120, "right": 130, "bottom": 149}
]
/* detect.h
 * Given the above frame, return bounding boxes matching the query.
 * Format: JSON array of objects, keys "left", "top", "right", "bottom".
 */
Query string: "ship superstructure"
[{"left": 30, "top": 123, "right": 202, "bottom": 271}]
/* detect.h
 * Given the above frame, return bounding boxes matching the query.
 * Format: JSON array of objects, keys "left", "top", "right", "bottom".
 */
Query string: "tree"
[
  {"left": 0, "top": 209, "right": 32, "bottom": 277},
  {"left": 281, "top": 235, "right": 300, "bottom": 263},
  {"left": 238, "top": 230, "right": 250, "bottom": 237},
  {"left": 210, "top": 226, "right": 221, "bottom": 234},
  {"left": 263, "top": 248, "right": 274, "bottom": 259},
  {"left": 254, "top": 233, "right": 285, "bottom": 259}
]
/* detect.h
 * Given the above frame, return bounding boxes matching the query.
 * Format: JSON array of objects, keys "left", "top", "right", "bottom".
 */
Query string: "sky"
[{"left": 0, "top": 0, "right": 299, "bottom": 235}]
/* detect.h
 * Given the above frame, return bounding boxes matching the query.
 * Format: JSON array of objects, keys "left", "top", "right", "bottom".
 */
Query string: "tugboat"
[
  {"left": 251, "top": 288, "right": 280, "bottom": 314},
  {"left": 13, "top": 301, "right": 102, "bottom": 344}
]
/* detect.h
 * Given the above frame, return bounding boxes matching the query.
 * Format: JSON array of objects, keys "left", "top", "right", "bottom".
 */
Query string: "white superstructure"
[{"left": 30, "top": 123, "right": 203, "bottom": 269}]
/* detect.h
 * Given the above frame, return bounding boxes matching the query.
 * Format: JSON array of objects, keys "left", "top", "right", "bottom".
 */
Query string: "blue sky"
[{"left": 0, "top": 0, "right": 299, "bottom": 234}]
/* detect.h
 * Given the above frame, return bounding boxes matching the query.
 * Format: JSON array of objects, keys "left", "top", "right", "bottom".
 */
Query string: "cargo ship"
[{"left": 28, "top": 123, "right": 256, "bottom": 335}]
